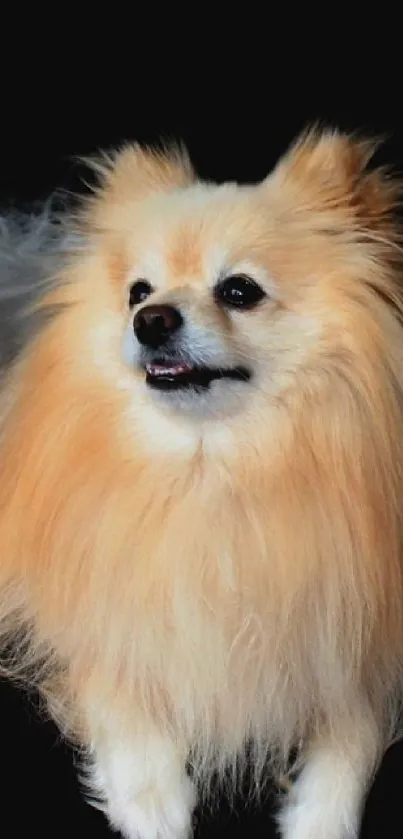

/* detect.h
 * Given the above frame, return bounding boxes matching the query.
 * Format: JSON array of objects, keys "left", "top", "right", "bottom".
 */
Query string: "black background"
[{"left": 1, "top": 48, "right": 403, "bottom": 837}]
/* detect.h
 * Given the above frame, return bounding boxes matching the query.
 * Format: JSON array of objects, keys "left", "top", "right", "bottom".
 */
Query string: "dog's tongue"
[{"left": 146, "top": 362, "right": 193, "bottom": 377}]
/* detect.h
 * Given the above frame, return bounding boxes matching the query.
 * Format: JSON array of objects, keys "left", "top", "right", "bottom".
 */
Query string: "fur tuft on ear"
[
  {"left": 272, "top": 126, "right": 402, "bottom": 235},
  {"left": 82, "top": 141, "right": 194, "bottom": 231}
]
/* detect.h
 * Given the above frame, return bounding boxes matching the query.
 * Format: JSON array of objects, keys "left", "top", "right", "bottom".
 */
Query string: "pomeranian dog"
[{"left": 0, "top": 128, "right": 403, "bottom": 839}]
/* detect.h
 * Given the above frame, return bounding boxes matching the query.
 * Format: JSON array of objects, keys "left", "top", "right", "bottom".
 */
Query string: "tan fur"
[{"left": 1, "top": 129, "right": 403, "bottom": 796}]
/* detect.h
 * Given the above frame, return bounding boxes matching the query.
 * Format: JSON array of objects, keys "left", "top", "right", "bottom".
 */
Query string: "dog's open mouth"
[{"left": 145, "top": 361, "right": 251, "bottom": 391}]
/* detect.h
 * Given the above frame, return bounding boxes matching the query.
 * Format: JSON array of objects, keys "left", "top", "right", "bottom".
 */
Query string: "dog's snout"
[{"left": 133, "top": 304, "right": 183, "bottom": 349}]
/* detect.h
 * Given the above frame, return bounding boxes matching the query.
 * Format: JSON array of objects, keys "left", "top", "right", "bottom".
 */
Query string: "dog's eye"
[
  {"left": 129, "top": 280, "right": 153, "bottom": 307},
  {"left": 215, "top": 275, "right": 266, "bottom": 309}
]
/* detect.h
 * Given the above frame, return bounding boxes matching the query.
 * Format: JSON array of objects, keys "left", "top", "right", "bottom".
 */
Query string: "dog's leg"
[
  {"left": 86, "top": 726, "right": 196, "bottom": 839},
  {"left": 277, "top": 709, "right": 382, "bottom": 839}
]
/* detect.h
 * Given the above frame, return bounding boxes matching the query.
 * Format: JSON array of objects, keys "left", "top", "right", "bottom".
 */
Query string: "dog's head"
[{"left": 53, "top": 130, "right": 403, "bottom": 457}]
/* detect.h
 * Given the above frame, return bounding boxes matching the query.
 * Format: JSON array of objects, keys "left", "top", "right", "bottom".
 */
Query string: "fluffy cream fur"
[{"left": 1, "top": 129, "right": 403, "bottom": 837}]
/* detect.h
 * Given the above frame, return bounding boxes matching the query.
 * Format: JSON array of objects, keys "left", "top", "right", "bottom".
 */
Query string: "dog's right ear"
[{"left": 82, "top": 142, "right": 194, "bottom": 231}]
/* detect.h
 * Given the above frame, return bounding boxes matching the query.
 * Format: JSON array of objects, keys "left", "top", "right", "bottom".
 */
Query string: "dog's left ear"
[
  {"left": 269, "top": 127, "right": 401, "bottom": 234},
  {"left": 83, "top": 142, "right": 194, "bottom": 230}
]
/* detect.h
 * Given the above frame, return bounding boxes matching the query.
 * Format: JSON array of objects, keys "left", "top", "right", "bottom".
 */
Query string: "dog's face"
[
  {"left": 77, "top": 131, "right": 400, "bottom": 449},
  {"left": 120, "top": 183, "right": 295, "bottom": 421}
]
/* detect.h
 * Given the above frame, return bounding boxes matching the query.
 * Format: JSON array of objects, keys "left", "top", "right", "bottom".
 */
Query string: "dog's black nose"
[{"left": 133, "top": 304, "right": 183, "bottom": 349}]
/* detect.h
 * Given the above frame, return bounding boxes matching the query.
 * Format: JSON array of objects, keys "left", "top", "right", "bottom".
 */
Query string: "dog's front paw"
[
  {"left": 278, "top": 804, "right": 355, "bottom": 839},
  {"left": 106, "top": 772, "right": 196, "bottom": 839}
]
